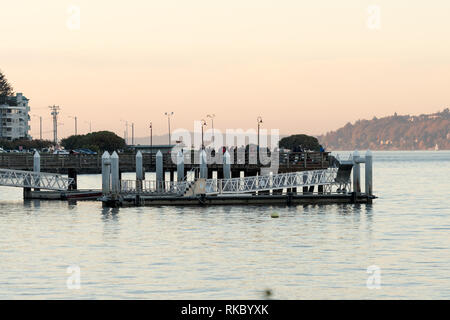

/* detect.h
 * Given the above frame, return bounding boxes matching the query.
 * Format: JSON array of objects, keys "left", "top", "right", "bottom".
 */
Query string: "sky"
[{"left": 1, "top": 0, "right": 449, "bottom": 140}]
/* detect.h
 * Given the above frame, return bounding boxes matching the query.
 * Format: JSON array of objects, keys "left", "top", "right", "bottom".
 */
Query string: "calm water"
[{"left": 0, "top": 151, "right": 449, "bottom": 299}]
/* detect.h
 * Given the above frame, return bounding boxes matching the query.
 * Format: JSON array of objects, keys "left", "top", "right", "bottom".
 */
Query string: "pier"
[
  {"left": 0, "top": 150, "right": 375, "bottom": 206},
  {"left": 99, "top": 149, "right": 375, "bottom": 207},
  {"left": 0, "top": 151, "right": 331, "bottom": 174}
]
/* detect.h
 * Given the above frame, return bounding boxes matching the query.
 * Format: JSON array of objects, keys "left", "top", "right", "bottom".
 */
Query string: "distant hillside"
[{"left": 318, "top": 109, "right": 450, "bottom": 150}]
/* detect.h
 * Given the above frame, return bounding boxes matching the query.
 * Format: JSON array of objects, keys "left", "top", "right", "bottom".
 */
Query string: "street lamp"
[
  {"left": 164, "top": 112, "right": 174, "bottom": 145},
  {"left": 68, "top": 116, "right": 78, "bottom": 135},
  {"left": 149, "top": 122, "right": 153, "bottom": 149},
  {"left": 257, "top": 116, "right": 263, "bottom": 163},
  {"left": 206, "top": 114, "right": 215, "bottom": 145},
  {"left": 120, "top": 119, "right": 129, "bottom": 144},
  {"left": 32, "top": 114, "right": 42, "bottom": 140},
  {"left": 201, "top": 119, "right": 207, "bottom": 150}
]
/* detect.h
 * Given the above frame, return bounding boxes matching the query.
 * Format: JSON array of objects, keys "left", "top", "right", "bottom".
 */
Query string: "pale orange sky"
[{"left": 1, "top": 0, "right": 449, "bottom": 140}]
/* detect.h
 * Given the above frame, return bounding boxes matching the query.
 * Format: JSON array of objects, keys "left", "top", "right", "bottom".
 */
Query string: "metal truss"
[
  {"left": 0, "top": 168, "right": 73, "bottom": 191},
  {"left": 206, "top": 168, "right": 338, "bottom": 194},
  {"left": 120, "top": 168, "right": 340, "bottom": 196},
  {"left": 120, "top": 179, "right": 190, "bottom": 195}
]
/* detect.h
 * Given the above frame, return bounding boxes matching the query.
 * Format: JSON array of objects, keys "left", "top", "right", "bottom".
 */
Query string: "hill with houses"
[{"left": 318, "top": 109, "right": 450, "bottom": 150}]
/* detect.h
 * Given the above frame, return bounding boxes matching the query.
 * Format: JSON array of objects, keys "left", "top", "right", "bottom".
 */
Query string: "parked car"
[
  {"left": 53, "top": 150, "right": 70, "bottom": 155},
  {"left": 78, "top": 148, "right": 97, "bottom": 155}
]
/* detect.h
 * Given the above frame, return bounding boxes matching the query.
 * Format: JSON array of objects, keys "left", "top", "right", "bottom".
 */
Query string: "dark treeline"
[
  {"left": 279, "top": 134, "right": 322, "bottom": 151},
  {"left": 0, "top": 139, "right": 53, "bottom": 150},
  {"left": 61, "top": 131, "right": 126, "bottom": 152}
]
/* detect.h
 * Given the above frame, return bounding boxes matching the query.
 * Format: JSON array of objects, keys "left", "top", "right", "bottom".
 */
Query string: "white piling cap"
[
  {"left": 224, "top": 150, "right": 231, "bottom": 164},
  {"left": 156, "top": 150, "right": 162, "bottom": 157},
  {"left": 136, "top": 150, "right": 142, "bottom": 158},
  {"left": 33, "top": 151, "right": 40, "bottom": 158},
  {"left": 353, "top": 150, "right": 360, "bottom": 156},
  {"left": 366, "top": 149, "right": 372, "bottom": 156},
  {"left": 111, "top": 151, "right": 119, "bottom": 158},
  {"left": 200, "top": 149, "right": 207, "bottom": 162},
  {"left": 102, "top": 151, "right": 110, "bottom": 158}
]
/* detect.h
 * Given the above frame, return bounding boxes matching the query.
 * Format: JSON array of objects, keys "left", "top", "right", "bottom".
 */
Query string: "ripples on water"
[{"left": 0, "top": 151, "right": 449, "bottom": 299}]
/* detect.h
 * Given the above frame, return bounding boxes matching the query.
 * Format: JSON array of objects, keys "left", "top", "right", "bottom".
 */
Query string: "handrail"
[
  {"left": 0, "top": 168, "right": 73, "bottom": 191},
  {"left": 120, "top": 168, "right": 338, "bottom": 196}
]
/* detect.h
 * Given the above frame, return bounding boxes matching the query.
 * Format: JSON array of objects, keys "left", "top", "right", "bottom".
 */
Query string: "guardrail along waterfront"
[{"left": 0, "top": 151, "right": 331, "bottom": 174}]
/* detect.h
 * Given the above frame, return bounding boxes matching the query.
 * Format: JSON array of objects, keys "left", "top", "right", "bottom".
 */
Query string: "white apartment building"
[{"left": 0, "top": 93, "right": 31, "bottom": 140}]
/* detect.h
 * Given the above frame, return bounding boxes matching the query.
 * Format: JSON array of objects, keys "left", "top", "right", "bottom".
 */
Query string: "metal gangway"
[
  {"left": 0, "top": 168, "right": 73, "bottom": 191},
  {"left": 205, "top": 168, "right": 338, "bottom": 195},
  {"left": 120, "top": 168, "right": 339, "bottom": 196}
]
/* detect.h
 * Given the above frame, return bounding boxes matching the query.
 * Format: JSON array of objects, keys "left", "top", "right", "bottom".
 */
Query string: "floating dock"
[
  {"left": 115, "top": 193, "right": 375, "bottom": 207},
  {"left": 100, "top": 150, "right": 375, "bottom": 207}
]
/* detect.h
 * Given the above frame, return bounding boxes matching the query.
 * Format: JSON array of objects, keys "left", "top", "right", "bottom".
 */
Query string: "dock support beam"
[
  {"left": 136, "top": 151, "right": 143, "bottom": 193},
  {"left": 102, "top": 151, "right": 111, "bottom": 195},
  {"left": 365, "top": 150, "right": 373, "bottom": 197},
  {"left": 223, "top": 151, "right": 231, "bottom": 180},
  {"left": 156, "top": 150, "right": 163, "bottom": 191},
  {"left": 200, "top": 149, "right": 207, "bottom": 179},
  {"left": 353, "top": 150, "right": 361, "bottom": 194},
  {"left": 33, "top": 151, "right": 40, "bottom": 191},
  {"left": 68, "top": 168, "right": 78, "bottom": 190},
  {"left": 177, "top": 150, "right": 184, "bottom": 182},
  {"left": 111, "top": 151, "right": 120, "bottom": 197}
]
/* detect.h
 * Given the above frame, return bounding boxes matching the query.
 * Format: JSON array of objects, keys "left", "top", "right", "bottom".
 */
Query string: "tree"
[
  {"left": 279, "top": 134, "right": 321, "bottom": 151},
  {"left": 61, "top": 131, "right": 126, "bottom": 152},
  {"left": 0, "top": 69, "right": 14, "bottom": 97},
  {"left": 0, "top": 139, "right": 53, "bottom": 150}
]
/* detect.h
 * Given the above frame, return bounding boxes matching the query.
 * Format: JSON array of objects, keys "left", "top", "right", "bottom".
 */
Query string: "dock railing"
[
  {"left": 0, "top": 151, "right": 330, "bottom": 171},
  {"left": 119, "top": 168, "right": 338, "bottom": 196}
]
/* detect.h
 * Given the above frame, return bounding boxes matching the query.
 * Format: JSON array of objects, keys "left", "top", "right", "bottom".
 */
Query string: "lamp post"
[
  {"left": 257, "top": 116, "right": 263, "bottom": 163},
  {"left": 149, "top": 121, "right": 153, "bottom": 166},
  {"left": 201, "top": 119, "right": 207, "bottom": 150},
  {"left": 32, "top": 115, "right": 42, "bottom": 140},
  {"left": 164, "top": 112, "right": 174, "bottom": 145},
  {"left": 207, "top": 114, "right": 215, "bottom": 145},
  {"left": 69, "top": 116, "right": 78, "bottom": 135},
  {"left": 120, "top": 119, "right": 129, "bottom": 144},
  {"left": 149, "top": 122, "right": 153, "bottom": 149}
]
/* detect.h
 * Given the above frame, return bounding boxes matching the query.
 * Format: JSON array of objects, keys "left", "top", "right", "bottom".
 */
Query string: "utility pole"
[
  {"left": 32, "top": 115, "right": 43, "bottom": 140},
  {"left": 39, "top": 116, "right": 42, "bottom": 140},
  {"left": 49, "top": 105, "right": 60, "bottom": 144},
  {"left": 131, "top": 123, "right": 135, "bottom": 145}
]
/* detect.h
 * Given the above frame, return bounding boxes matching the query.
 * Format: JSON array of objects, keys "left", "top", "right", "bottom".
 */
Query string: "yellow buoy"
[{"left": 271, "top": 212, "right": 280, "bottom": 218}]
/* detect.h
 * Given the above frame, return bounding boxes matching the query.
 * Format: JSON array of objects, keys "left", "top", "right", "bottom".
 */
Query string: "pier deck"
[{"left": 0, "top": 151, "right": 330, "bottom": 174}]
